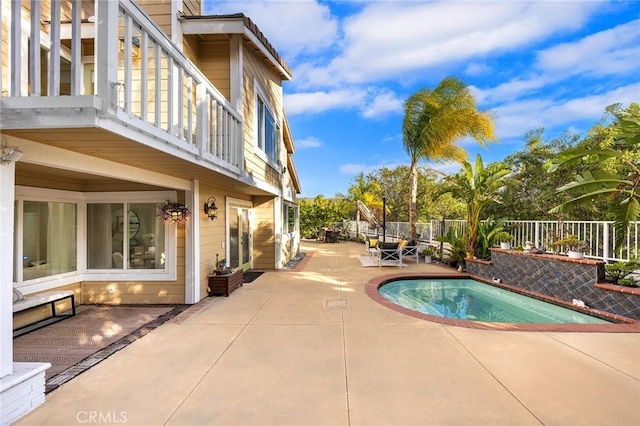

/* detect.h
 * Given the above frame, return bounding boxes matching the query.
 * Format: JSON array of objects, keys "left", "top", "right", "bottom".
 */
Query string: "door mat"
[{"left": 243, "top": 270, "right": 264, "bottom": 283}]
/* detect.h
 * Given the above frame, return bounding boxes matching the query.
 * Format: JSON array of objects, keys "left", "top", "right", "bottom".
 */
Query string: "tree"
[
  {"left": 344, "top": 166, "right": 466, "bottom": 229},
  {"left": 345, "top": 173, "right": 382, "bottom": 237},
  {"left": 547, "top": 103, "right": 640, "bottom": 244},
  {"left": 402, "top": 76, "right": 495, "bottom": 240},
  {"left": 299, "top": 196, "right": 348, "bottom": 238},
  {"left": 437, "top": 154, "right": 510, "bottom": 257}
]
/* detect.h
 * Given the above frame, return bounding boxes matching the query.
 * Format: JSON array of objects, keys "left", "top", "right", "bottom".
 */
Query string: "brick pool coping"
[{"left": 364, "top": 273, "right": 640, "bottom": 332}]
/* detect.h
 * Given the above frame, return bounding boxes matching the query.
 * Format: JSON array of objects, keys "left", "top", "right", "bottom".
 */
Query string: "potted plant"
[
  {"left": 421, "top": 246, "right": 437, "bottom": 263},
  {"left": 214, "top": 253, "right": 229, "bottom": 275},
  {"left": 494, "top": 232, "right": 514, "bottom": 250},
  {"left": 553, "top": 235, "right": 589, "bottom": 259}
]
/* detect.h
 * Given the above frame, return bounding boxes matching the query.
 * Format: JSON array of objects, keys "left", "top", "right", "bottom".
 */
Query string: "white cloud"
[
  {"left": 285, "top": 87, "right": 404, "bottom": 117},
  {"left": 474, "top": 20, "right": 640, "bottom": 106},
  {"left": 536, "top": 19, "right": 640, "bottom": 77},
  {"left": 492, "top": 83, "right": 640, "bottom": 140},
  {"left": 284, "top": 89, "right": 367, "bottom": 115},
  {"left": 474, "top": 75, "right": 551, "bottom": 105},
  {"left": 465, "top": 62, "right": 492, "bottom": 76},
  {"left": 205, "top": 1, "right": 339, "bottom": 60},
  {"left": 297, "top": 0, "right": 601, "bottom": 87},
  {"left": 296, "top": 137, "right": 322, "bottom": 149},
  {"left": 361, "top": 90, "right": 404, "bottom": 118}
]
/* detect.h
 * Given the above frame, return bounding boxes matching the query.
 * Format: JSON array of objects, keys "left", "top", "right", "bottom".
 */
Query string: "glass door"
[{"left": 229, "top": 206, "right": 251, "bottom": 271}]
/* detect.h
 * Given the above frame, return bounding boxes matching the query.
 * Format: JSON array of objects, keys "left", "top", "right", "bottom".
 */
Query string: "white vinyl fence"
[{"left": 345, "top": 219, "right": 639, "bottom": 263}]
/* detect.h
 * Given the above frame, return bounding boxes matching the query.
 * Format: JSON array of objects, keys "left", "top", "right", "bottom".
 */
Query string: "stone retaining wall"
[{"left": 466, "top": 249, "right": 640, "bottom": 321}]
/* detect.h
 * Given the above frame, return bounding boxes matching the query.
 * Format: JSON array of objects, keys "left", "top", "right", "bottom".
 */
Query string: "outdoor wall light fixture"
[{"left": 204, "top": 197, "right": 218, "bottom": 220}]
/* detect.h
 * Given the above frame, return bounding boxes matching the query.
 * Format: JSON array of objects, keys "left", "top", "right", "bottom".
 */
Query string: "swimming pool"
[{"left": 378, "top": 278, "right": 609, "bottom": 324}]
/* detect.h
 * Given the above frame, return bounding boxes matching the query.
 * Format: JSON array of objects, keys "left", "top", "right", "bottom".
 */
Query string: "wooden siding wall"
[
  {"left": 182, "top": 0, "right": 201, "bottom": 16},
  {"left": 137, "top": 1, "right": 173, "bottom": 38},
  {"left": 198, "top": 184, "right": 234, "bottom": 299},
  {"left": 241, "top": 46, "right": 285, "bottom": 184},
  {"left": 197, "top": 39, "right": 231, "bottom": 101},
  {"left": 252, "top": 195, "right": 275, "bottom": 269},
  {"left": 182, "top": 35, "right": 200, "bottom": 68}
]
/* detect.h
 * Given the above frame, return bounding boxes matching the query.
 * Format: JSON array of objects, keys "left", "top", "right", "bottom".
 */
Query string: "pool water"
[{"left": 379, "top": 278, "right": 609, "bottom": 324}]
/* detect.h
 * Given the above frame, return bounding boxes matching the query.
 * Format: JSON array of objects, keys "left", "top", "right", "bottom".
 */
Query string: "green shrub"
[{"left": 605, "top": 262, "right": 639, "bottom": 285}]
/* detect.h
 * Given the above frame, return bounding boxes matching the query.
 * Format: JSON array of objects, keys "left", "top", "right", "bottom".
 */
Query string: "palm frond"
[
  {"left": 610, "top": 197, "right": 640, "bottom": 245},
  {"left": 546, "top": 148, "right": 623, "bottom": 172},
  {"left": 556, "top": 170, "right": 632, "bottom": 193}
]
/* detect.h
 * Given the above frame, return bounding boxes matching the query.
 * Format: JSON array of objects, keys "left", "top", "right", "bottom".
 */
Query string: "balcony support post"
[
  {"left": 71, "top": 0, "right": 82, "bottom": 95},
  {"left": 95, "top": 0, "right": 119, "bottom": 113},
  {"left": 10, "top": 0, "right": 21, "bottom": 96},
  {"left": 48, "top": 0, "right": 61, "bottom": 96},
  {"left": 29, "top": 1, "right": 40, "bottom": 96}
]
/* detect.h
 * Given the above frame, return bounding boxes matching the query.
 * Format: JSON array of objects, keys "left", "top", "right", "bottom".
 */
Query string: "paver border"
[{"left": 365, "top": 273, "right": 640, "bottom": 332}]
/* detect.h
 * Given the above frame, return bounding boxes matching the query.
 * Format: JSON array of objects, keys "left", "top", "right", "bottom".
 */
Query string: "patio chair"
[
  {"left": 316, "top": 228, "right": 326, "bottom": 243},
  {"left": 376, "top": 242, "right": 402, "bottom": 268},
  {"left": 399, "top": 239, "right": 420, "bottom": 263},
  {"left": 365, "top": 236, "right": 379, "bottom": 257}
]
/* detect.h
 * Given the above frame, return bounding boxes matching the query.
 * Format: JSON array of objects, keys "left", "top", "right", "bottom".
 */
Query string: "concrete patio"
[{"left": 16, "top": 241, "right": 640, "bottom": 425}]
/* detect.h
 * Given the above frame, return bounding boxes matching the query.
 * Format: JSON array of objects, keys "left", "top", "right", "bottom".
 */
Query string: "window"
[
  {"left": 15, "top": 188, "right": 176, "bottom": 285},
  {"left": 256, "top": 95, "right": 279, "bottom": 162},
  {"left": 22, "top": 201, "right": 77, "bottom": 281},
  {"left": 283, "top": 204, "right": 298, "bottom": 234},
  {"left": 87, "top": 202, "right": 165, "bottom": 270}
]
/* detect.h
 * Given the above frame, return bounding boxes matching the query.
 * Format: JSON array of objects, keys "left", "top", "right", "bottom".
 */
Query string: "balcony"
[{"left": 0, "top": 0, "right": 243, "bottom": 176}]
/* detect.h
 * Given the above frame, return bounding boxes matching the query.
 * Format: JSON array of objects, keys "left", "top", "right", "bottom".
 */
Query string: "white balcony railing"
[
  {"left": 0, "top": 0, "right": 242, "bottom": 172},
  {"left": 350, "top": 219, "right": 640, "bottom": 263}
]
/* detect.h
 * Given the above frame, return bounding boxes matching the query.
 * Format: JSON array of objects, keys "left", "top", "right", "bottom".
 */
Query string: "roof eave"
[{"left": 179, "top": 14, "right": 292, "bottom": 81}]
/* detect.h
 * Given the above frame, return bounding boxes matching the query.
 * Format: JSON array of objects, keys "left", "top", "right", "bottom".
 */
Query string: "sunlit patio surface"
[{"left": 16, "top": 241, "right": 640, "bottom": 425}]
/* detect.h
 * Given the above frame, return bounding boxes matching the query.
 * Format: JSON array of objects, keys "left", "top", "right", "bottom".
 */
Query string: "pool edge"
[{"left": 364, "top": 273, "right": 640, "bottom": 333}]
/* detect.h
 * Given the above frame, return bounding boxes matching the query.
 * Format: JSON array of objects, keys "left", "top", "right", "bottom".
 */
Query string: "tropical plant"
[
  {"left": 401, "top": 76, "right": 495, "bottom": 241},
  {"left": 435, "top": 224, "right": 467, "bottom": 268},
  {"left": 477, "top": 217, "right": 510, "bottom": 259},
  {"left": 605, "top": 261, "right": 639, "bottom": 285},
  {"left": 421, "top": 246, "right": 438, "bottom": 257},
  {"left": 547, "top": 103, "right": 640, "bottom": 244},
  {"left": 437, "top": 155, "right": 511, "bottom": 257}
]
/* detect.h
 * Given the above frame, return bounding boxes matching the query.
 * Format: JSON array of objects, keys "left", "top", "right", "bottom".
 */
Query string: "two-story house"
[{"left": 0, "top": 0, "right": 301, "bottom": 422}]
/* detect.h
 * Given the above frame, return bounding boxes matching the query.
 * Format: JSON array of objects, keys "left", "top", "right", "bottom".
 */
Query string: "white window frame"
[
  {"left": 253, "top": 80, "right": 281, "bottom": 169},
  {"left": 283, "top": 202, "right": 299, "bottom": 235},
  {"left": 14, "top": 187, "right": 177, "bottom": 294}
]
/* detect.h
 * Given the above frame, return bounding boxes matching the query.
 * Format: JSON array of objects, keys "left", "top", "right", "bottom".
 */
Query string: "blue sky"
[{"left": 205, "top": 1, "right": 640, "bottom": 198}]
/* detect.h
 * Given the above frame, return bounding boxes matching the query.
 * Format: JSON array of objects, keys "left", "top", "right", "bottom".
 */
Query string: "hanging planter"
[{"left": 156, "top": 200, "right": 191, "bottom": 224}]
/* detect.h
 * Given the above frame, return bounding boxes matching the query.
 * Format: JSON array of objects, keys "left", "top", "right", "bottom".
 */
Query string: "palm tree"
[
  {"left": 547, "top": 103, "right": 640, "bottom": 245},
  {"left": 402, "top": 76, "right": 495, "bottom": 241},
  {"left": 437, "top": 154, "right": 511, "bottom": 257}
]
